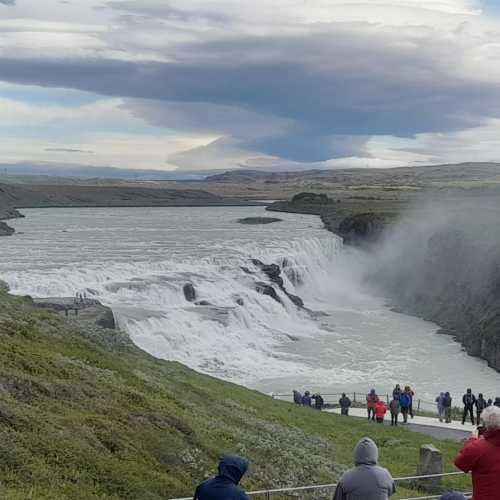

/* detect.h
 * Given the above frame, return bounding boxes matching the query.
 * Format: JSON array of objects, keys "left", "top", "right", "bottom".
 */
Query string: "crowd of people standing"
[{"left": 294, "top": 385, "right": 500, "bottom": 429}]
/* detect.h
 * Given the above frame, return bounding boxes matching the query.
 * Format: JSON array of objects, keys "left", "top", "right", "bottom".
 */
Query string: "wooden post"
[{"left": 417, "top": 399, "right": 421, "bottom": 412}]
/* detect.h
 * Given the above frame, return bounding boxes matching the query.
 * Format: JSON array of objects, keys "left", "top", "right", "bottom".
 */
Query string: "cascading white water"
[
  {"left": 3, "top": 206, "right": 500, "bottom": 402},
  {"left": 0, "top": 207, "right": 342, "bottom": 384}
]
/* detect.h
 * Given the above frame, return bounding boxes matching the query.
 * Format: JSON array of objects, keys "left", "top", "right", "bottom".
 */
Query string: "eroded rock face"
[
  {"left": 337, "top": 213, "right": 385, "bottom": 245},
  {"left": 252, "top": 260, "right": 304, "bottom": 308},
  {"left": 255, "top": 282, "right": 282, "bottom": 304},
  {"left": 183, "top": 283, "right": 197, "bottom": 302},
  {"left": 0, "top": 221, "right": 15, "bottom": 237}
]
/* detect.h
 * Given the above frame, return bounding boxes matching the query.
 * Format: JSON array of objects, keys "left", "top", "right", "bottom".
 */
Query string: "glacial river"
[{"left": 2, "top": 207, "right": 500, "bottom": 406}]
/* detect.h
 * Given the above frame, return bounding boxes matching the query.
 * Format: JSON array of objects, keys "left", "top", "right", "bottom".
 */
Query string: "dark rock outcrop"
[
  {"left": 237, "top": 217, "right": 283, "bottom": 225},
  {"left": 0, "top": 221, "right": 15, "bottom": 236},
  {"left": 252, "top": 259, "right": 304, "bottom": 308},
  {"left": 267, "top": 192, "right": 335, "bottom": 215},
  {"left": 337, "top": 213, "right": 385, "bottom": 246},
  {"left": 33, "top": 298, "right": 116, "bottom": 330},
  {"left": 183, "top": 283, "right": 197, "bottom": 302},
  {"left": 195, "top": 300, "right": 212, "bottom": 306},
  {"left": 255, "top": 282, "right": 282, "bottom": 304}
]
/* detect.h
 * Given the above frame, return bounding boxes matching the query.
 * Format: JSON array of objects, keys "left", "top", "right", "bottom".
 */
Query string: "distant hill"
[
  {"left": 0, "top": 163, "right": 228, "bottom": 182},
  {"left": 206, "top": 162, "right": 500, "bottom": 187}
]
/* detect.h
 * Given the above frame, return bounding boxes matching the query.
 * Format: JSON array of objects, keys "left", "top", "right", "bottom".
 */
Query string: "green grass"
[{"left": 0, "top": 287, "right": 470, "bottom": 499}]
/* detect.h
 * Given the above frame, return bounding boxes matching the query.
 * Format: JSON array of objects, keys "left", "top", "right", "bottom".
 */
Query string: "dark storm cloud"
[
  {"left": 0, "top": 0, "right": 16, "bottom": 5},
  {"left": 1, "top": 26, "right": 500, "bottom": 162}
]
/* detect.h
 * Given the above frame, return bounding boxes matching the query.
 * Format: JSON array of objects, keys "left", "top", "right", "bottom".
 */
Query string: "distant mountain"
[{"left": 0, "top": 163, "right": 228, "bottom": 182}]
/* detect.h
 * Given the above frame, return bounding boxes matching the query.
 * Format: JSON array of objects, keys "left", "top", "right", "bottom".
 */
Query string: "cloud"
[
  {"left": 0, "top": 0, "right": 15, "bottom": 5},
  {"left": 45, "top": 148, "right": 94, "bottom": 153},
  {"left": 0, "top": 0, "right": 500, "bottom": 170}
]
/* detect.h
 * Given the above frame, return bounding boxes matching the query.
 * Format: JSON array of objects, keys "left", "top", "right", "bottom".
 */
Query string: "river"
[{"left": 2, "top": 206, "right": 500, "bottom": 407}]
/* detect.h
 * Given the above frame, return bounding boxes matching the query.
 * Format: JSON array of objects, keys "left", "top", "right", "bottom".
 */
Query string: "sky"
[{"left": 1, "top": 0, "right": 500, "bottom": 172}]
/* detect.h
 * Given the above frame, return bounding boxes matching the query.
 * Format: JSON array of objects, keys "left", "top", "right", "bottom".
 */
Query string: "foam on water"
[{"left": 3, "top": 206, "right": 500, "bottom": 401}]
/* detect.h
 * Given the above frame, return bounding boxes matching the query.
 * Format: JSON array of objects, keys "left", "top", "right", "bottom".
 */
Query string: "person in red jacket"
[
  {"left": 454, "top": 406, "right": 500, "bottom": 500},
  {"left": 375, "top": 400, "right": 387, "bottom": 424}
]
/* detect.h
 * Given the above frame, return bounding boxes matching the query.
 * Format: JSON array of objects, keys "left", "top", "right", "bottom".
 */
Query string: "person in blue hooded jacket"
[
  {"left": 399, "top": 392, "right": 411, "bottom": 424},
  {"left": 193, "top": 455, "right": 249, "bottom": 500}
]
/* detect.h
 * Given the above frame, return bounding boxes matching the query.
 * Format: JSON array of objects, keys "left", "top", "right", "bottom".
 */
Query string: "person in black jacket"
[
  {"left": 443, "top": 392, "right": 453, "bottom": 423},
  {"left": 193, "top": 455, "right": 249, "bottom": 500},
  {"left": 462, "top": 388, "right": 476, "bottom": 425},
  {"left": 313, "top": 393, "right": 324, "bottom": 410},
  {"left": 339, "top": 393, "right": 352, "bottom": 416},
  {"left": 475, "top": 393, "right": 487, "bottom": 423}
]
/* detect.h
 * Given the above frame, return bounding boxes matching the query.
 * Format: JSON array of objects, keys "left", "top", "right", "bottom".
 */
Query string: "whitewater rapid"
[{"left": 2, "top": 206, "right": 500, "bottom": 404}]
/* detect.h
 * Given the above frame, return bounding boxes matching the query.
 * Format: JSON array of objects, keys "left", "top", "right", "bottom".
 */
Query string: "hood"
[
  {"left": 439, "top": 493, "right": 466, "bottom": 500},
  {"left": 218, "top": 455, "right": 249, "bottom": 484},
  {"left": 354, "top": 437, "right": 378, "bottom": 466},
  {"left": 485, "top": 428, "right": 500, "bottom": 447}
]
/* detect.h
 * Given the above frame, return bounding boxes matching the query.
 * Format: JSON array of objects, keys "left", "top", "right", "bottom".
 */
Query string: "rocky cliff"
[
  {"left": 0, "top": 207, "right": 24, "bottom": 236},
  {"left": 271, "top": 192, "right": 500, "bottom": 373},
  {"left": 374, "top": 222, "right": 500, "bottom": 373}
]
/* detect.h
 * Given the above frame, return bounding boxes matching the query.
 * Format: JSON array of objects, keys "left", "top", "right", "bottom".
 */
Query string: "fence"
[
  {"left": 271, "top": 392, "right": 462, "bottom": 416},
  {"left": 170, "top": 471, "right": 469, "bottom": 500}
]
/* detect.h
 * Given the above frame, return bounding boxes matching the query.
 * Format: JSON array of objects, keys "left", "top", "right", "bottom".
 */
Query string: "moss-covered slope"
[{"left": 0, "top": 287, "right": 468, "bottom": 499}]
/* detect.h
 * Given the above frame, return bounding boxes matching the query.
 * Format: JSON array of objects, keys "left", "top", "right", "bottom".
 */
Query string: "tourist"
[
  {"left": 438, "top": 493, "right": 466, "bottom": 500},
  {"left": 333, "top": 437, "right": 396, "bottom": 500},
  {"left": 193, "top": 455, "right": 249, "bottom": 500},
  {"left": 462, "top": 388, "right": 476, "bottom": 425},
  {"left": 476, "top": 393, "right": 487, "bottom": 423},
  {"left": 366, "top": 389, "right": 379, "bottom": 421},
  {"left": 435, "top": 392, "right": 446, "bottom": 422},
  {"left": 389, "top": 396, "right": 400, "bottom": 426},
  {"left": 494, "top": 397, "right": 500, "bottom": 408},
  {"left": 392, "top": 384, "right": 402, "bottom": 400},
  {"left": 399, "top": 391, "right": 411, "bottom": 424},
  {"left": 339, "top": 393, "right": 352, "bottom": 416},
  {"left": 404, "top": 386, "right": 415, "bottom": 418},
  {"left": 443, "top": 392, "right": 453, "bottom": 423},
  {"left": 302, "top": 391, "right": 312, "bottom": 407},
  {"left": 293, "top": 390, "right": 302, "bottom": 405},
  {"left": 375, "top": 400, "right": 387, "bottom": 424},
  {"left": 313, "top": 393, "right": 324, "bottom": 411},
  {"left": 454, "top": 406, "right": 500, "bottom": 500},
  {"left": 487, "top": 398, "right": 493, "bottom": 407}
]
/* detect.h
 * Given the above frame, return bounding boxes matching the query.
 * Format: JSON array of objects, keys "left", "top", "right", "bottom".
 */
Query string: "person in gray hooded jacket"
[{"left": 333, "top": 437, "right": 396, "bottom": 500}]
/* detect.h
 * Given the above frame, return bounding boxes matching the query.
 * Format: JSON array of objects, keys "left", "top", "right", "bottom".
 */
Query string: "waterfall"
[{"left": 3, "top": 234, "right": 342, "bottom": 384}]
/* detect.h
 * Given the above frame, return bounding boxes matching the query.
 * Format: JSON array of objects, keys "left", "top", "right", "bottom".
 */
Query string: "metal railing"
[
  {"left": 170, "top": 471, "right": 468, "bottom": 500},
  {"left": 271, "top": 392, "right": 463, "bottom": 416}
]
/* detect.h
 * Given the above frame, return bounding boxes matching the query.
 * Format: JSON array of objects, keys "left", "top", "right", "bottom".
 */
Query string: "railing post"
[
  {"left": 353, "top": 392, "right": 356, "bottom": 403},
  {"left": 417, "top": 399, "right": 421, "bottom": 412},
  {"left": 386, "top": 394, "right": 389, "bottom": 405}
]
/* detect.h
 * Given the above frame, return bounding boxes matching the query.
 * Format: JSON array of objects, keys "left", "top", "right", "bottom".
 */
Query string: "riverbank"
[
  {"left": 0, "top": 182, "right": 263, "bottom": 236},
  {"left": 0, "top": 282, "right": 470, "bottom": 499}
]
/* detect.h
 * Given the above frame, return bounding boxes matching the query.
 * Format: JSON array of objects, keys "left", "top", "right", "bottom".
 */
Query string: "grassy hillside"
[{"left": 0, "top": 285, "right": 470, "bottom": 499}]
